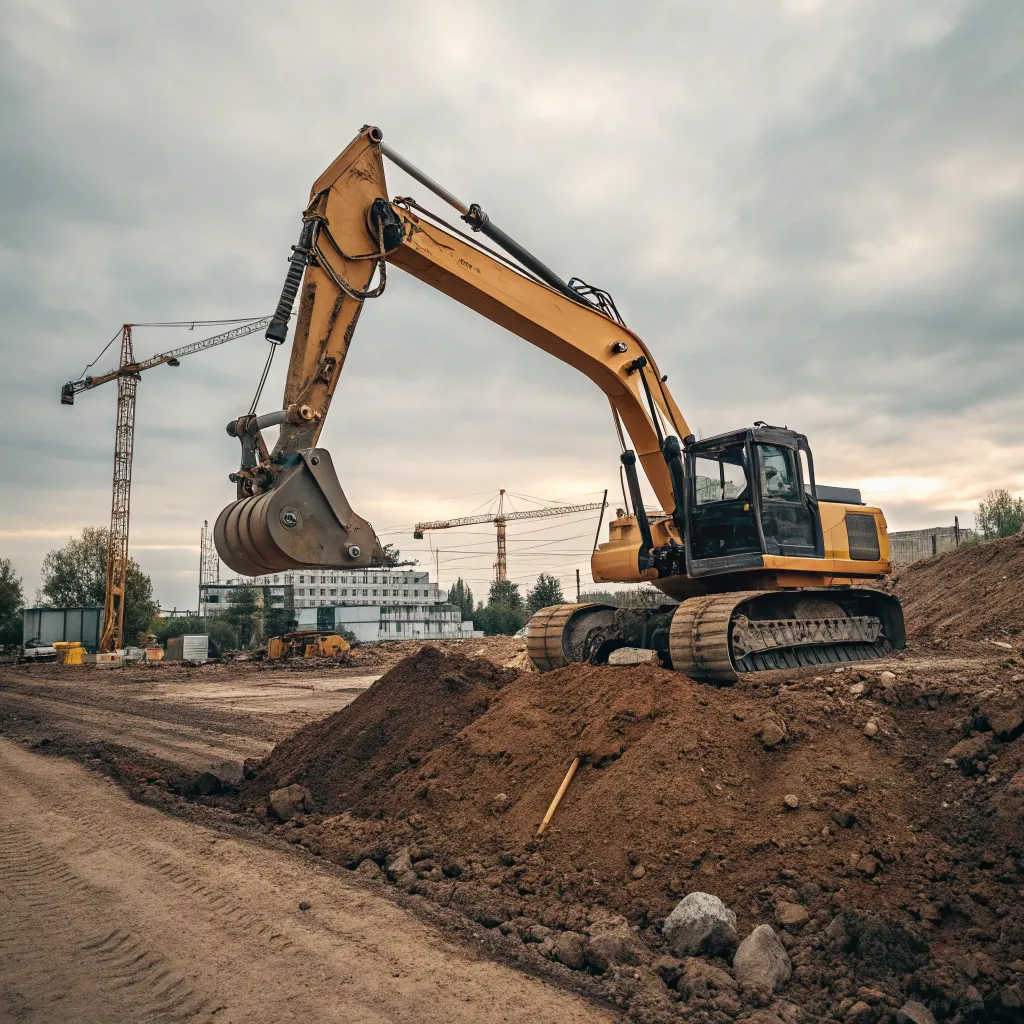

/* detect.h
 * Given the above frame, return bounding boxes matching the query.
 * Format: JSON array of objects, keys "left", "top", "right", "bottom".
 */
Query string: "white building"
[
  {"left": 254, "top": 568, "right": 441, "bottom": 609},
  {"left": 200, "top": 569, "right": 480, "bottom": 642}
]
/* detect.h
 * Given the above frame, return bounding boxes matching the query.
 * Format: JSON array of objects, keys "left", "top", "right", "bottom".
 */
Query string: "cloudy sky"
[{"left": 2, "top": 0, "right": 1022, "bottom": 611}]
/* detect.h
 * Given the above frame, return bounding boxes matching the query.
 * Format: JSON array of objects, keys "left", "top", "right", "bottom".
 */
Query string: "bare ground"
[{"left": 0, "top": 734, "right": 611, "bottom": 1024}]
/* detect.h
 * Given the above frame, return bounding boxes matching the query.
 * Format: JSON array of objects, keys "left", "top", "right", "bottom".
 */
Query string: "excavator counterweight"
[{"left": 215, "top": 126, "right": 905, "bottom": 680}]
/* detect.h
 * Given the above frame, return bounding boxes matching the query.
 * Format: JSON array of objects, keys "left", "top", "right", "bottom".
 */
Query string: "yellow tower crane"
[
  {"left": 413, "top": 490, "right": 608, "bottom": 582},
  {"left": 61, "top": 317, "right": 273, "bottom": 652}
]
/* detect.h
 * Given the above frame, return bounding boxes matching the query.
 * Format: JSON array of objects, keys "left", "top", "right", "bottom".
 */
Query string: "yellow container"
[{"left": 53, "top": 641, "right": 85, "bottom": 666}]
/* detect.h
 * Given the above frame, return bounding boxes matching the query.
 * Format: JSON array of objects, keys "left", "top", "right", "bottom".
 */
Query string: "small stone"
[
  {"left": 678, "top": 957, "right": 738, "bottom": 998},
  {"left": 783, "top": 794, "right": 800, "bottom": 810},
  {"left": 846, "top": 1002, "right": 871, "bottom": 1020},
  {"left": 988, "top": 702, "right": 1024, "bottom": 740},
  {"left": 491, "top": 793, "right": 509, "bottom": 813},
  {"left": 831, "top": 807, "right": 857, "bottom": 829},
  {"left": 607, "top": 647, "right": 657, "bottom": 665},
  {"left": 584, "top": 912, "right": 638, "bottom": 972},
  {"left": 298, "top": 901, "right": 311, "bottom": 911},
  {"left": 896, "top": 1001, "right": 936, "bottom": 1024},
  {"left": 733, "top": 924, "right": 792, "bottom": 993},
  {"left": 879, "top": 671, "right": 896, "bottom": 687},
  {"left": 550, "top": 930, "right": 586, "bottom": 970},
  {"left": 856, "top": 855, "right": 879, "bottom": 877},
  {"left": 858, "top": 987, "right": 886, "bottom": 1004},
  {"left": 355, "top": 858, "right": 383, "bottom": 880},
  {"left": 775, "top": 902, "right": 809, "bottom": 931},
  {"left": 848, "top": 682, "right": 865, "bottom": 696},
  {"left": 268, "top": 783, "right": 316, "bottom": 822},
  {"left": 863, "top": 721, "right": 879, "bottom": 738},
  {"left": 947, "top": 735, "right": 990, "bottom": 770},
  {"left": 825, "top": 916, "right": 848, "bottom": 949},
  {"left": 758, "top": 715, "right": 789, "bottom": 749},
  {"left": 662, "top": 891, "right": 738, "bottom": 956},
  {"left": 631, "top": 864, "right": 646, "bottom": 879}
]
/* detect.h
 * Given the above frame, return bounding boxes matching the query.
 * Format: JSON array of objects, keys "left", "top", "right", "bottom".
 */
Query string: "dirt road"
[{"left": 0, "top": 737, "right": 612, "bottom": 1024}]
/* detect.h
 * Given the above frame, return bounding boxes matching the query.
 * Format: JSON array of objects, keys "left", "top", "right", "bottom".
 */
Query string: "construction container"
[
  {"left": 166, "top": 634, "right": 209, "bottom": 663},
  {"left": 23, "top": 607, "right": 102, "bottom": 653}
]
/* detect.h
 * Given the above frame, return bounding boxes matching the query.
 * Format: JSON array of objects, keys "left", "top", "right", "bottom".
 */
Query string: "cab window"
[
  {"left": 759, "top": 445, "right": 800, "bottom": 501},
  {"left": 693, "top": 446, "right": 749, "bottom": 505}
]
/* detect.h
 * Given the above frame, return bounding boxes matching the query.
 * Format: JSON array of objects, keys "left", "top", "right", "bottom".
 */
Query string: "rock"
[
  {"left": 896, "top": 1001, "right": 936, "bottom": 1024},
  {"left": 355, "top": 858, "right": 382, "bottom": 880},
  {"left": 268, "top": 783, "right": 316, "bottom": 821},
  {"left": 491, "top": 793, "right": 509, "bottom": 813},
  {"left": 831, "top": 807, "right": 857, "bottom": 829},
  {"left": 386, "top": 846, "right": 417, "bottom": 888},
  {"left": 551, "top": 930, "right": 586, "bottom": 970},
  {"left": 631, "top": 864, "right": 646, "bottom": 879},
  {"left": 662, "top": 891, "right": 738, "bottom": 956},
  {"left": 584, "top": 912, "right": 638, "bottom": 972},
  {"left": 783, "top": 793, "right": 800, "bottom": 809},
  {"left": 758, "top": 715, "right": 788, "bottom": 749},
  {"left": 607, "top": 647, "right": 657, "bottom": 665},
  {"left": 825, "top": 915, "right": 849, "bottom": 950},
  {"left": 849, "top": 682, "right": 865, "bottom": 696},
  {"left": 775, "top": 902, "right": 809, "bottom": 931},
  {"left": 678, "top": 957, "right": 737, "bottom": 998},
  {"left": 856, "top": 855, "right": 879, "bottom": 877},
  {"left": 197, "top": 772, "right": 222, "bottom": 796},
  {"left": 528, "top": 924, "right": 553, "bottom": 943},
  {"left": 1008, "top": 770, "right": 1024, "bottom": 795},
  {"left": 947, "top": 735, "right": 990, "bottom": 770},
  {"left": 206, "top": 759, "right": 244, "bottom": 787},
  {"left": 879, "top": 671, "right": 896, "bottom": 687},
  {"left": 846, "top": 1002, "right": 871, "bottom": 1020},
  {"left": 733, "top": 924, "right": 792, "bottom": 993},
  {"left": 988, "top": 702, "right": 1024, "bottom": 740},
  {"left": 863, "top": 721, "right": 879, "bottom": 738},
  {"left": 857, "top": 987, "right": 885, "bottom": 1004}
]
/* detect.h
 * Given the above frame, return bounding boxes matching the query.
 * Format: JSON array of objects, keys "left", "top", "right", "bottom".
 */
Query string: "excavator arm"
[{"left": 215, "top": 126, "right": 691, "bottom": 577}]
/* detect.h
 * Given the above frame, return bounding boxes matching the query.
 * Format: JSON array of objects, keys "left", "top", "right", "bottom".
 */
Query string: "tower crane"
[
  {"left": 413, "top": 490, "right": 608, "bottom": 582},
  {"left": 61, "top": 316, "right": 272, "bottom": 652}
]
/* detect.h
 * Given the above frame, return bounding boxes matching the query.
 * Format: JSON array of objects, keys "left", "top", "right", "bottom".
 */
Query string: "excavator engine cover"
[{"left": 214, "top": 448, "right": 382, "bottom": 576}]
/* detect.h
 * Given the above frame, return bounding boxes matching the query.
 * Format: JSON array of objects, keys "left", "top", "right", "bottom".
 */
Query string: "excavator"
[{"left": 214, "top": 126, "right": 905, "bottom": 681}]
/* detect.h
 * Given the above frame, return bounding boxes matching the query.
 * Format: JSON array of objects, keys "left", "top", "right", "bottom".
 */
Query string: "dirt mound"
[
  {"left": 242, "top": 647, "right": 1024, "bottom": 1022},
  {"left": 247, "top": 647, "right": 517, "bottom": 813},
  {"left": 894, "top": 534, "right": 1024, "bottom": 645}
]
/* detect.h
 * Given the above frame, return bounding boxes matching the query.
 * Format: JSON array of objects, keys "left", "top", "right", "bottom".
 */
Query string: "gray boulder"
[
  {"left": 896, "top": 1002, "right": 936, "bottom": 1024},
  {"left": 662, "top": 892, "right": 738, "bottom": 956},
  {"left": 386, "top": 847, "right": 417, "bottom": 889},
  {"left": 268, "top": 783, "right": 316, "bottom": 821},
  {"left": 355, "top": 858, "right": 382, "bottom": 880},
  {"left": 733, "top": 924, "right": 792, "bottom": 993}
]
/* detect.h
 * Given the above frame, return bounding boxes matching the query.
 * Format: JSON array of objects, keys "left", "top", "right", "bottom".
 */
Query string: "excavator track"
[
  {"left": 528, "top": 590, "right": 904, "bottom": 682},
  {"left": 526, "top": 604, "right": 616, "bottom": 671}
]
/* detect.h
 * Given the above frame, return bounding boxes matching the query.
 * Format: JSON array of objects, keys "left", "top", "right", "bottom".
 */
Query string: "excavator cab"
[{"left": 684, "top": 426, "right": 822, "bottom": 575}]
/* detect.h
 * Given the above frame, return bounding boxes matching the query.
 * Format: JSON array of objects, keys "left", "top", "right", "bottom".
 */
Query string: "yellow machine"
[
  {"left": 265, "top": 631, "right": 351, "bottom": 661},
  {"left": 215, "top": 126, "right": 905, "bottom": 681}
]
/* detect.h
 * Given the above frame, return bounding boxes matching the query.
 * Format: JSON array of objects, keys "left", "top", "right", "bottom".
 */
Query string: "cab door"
[{"left": 755, "top": 443, "right": 819, "bottom": 558}]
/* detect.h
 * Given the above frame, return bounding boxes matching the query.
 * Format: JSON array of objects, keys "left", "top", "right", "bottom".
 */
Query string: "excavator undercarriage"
[{"left": 526, "top": 588, "right": 904, "bottom": 683}]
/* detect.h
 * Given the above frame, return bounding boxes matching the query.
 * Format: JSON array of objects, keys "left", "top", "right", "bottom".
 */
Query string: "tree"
[
  {"left": 476, "top": 579, "right": 528, "bottom": 636},
  {"left": 39, "top": 527, "right": 157, "bottom": 644},
  {"left": 224, "top": 584, "right": 262, "bottom": 648},
  {"left": 445, "top": 577, "right": 475, "bottom": 621},
  {"left": 381, "top": 543, "right": 417, "bottom": 568},
  {"left": 150, "top": 614, "right": 203, "bottom": 646},
  {"left": 0, "top": 558, "right": 25, "bottom": 646},
  {"left": 976, "top": 489, "right": 1024, "bottom": 540},
  {"left": 526, "top": 572, "right": 564, "bottom": 613}
]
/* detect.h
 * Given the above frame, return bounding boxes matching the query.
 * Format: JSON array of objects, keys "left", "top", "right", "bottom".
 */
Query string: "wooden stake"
[{"left": 537, "top": 756, "right": 580, "bottom": 836}]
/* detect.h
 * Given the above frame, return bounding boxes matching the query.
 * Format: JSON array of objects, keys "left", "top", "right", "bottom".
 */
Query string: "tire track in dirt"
[{"left": 0, "top": 739, "right": 613, "bottom": 1024}]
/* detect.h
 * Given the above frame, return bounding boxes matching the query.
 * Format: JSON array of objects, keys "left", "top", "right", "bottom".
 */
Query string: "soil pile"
[
  {"left": 243, "top": 646, "right": 1024, "bottom": 1023},
  {"left": 894, "top": 534, "right": 1024, "bottom": 645}
]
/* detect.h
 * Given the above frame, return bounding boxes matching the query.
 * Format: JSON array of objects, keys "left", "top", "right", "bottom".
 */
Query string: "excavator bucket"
[{"left": 213, "top": 448, "right": 383, "bottom": 576}]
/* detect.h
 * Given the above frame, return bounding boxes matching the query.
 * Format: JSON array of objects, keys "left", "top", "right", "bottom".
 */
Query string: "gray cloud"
[{"left": 2, "top": 0, "right": 1021, "bottom": 608}]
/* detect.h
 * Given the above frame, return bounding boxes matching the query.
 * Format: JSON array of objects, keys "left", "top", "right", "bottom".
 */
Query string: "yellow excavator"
[{"left": 214, "top": 126, "right": 904, "bottom": 681}]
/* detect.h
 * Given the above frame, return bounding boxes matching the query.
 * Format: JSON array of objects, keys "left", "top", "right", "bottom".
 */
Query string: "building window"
[
  {"left": 330, "top": 588, "right": 337, "bottom": 596},
  {"left": 299, "top": 575, "right": 305, "bottom": 583},
  {"left": 372, "top": 589, "right": 378, "bottom": 597},
  {"left": 362, "top": 589, "right": 368, "bottom": 597},
  {"left": 340, "top": 589, "right": 347, "bottom": 597},
  {"left": 297, "top": 588, "right": 304, "bottom": 596}
]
